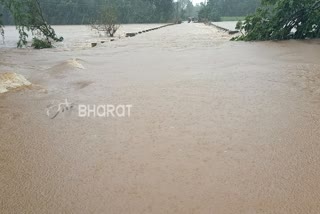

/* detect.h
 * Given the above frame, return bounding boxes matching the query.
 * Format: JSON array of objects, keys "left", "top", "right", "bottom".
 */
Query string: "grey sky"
[{"left": 192, "top": 0, "right": 205, "bottom": 5}]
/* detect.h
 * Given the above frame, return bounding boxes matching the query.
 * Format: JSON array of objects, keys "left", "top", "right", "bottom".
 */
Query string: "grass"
[{"left": 220, "top": 17, "right": 245, "bottom": 21}]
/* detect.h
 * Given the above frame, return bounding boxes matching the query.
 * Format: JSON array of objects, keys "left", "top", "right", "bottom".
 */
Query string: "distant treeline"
[
  {"left": 199, "top": 0, "right": 261, "bottom": 21},
  {"left": 0, "top": 0, "right": 199, "bottom": 25},
  {"left": 0, "top": 0, "right": 261, "bottom": 25}
]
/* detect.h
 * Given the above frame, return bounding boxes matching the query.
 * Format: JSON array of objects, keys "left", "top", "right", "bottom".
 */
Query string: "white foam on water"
[
  {"left": 0, "top": 72, "right": 31, "bottom": 93},
  {"left": 68, "top": 58, "right": 85, "bottom": 69}
]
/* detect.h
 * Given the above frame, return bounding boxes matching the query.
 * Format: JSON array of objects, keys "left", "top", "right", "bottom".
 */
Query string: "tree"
[
  {"left": 153, "top": 0, "right": 175, "bottom": 22},
  {"left": 175, "top": 0, "right": 197, "bottom": 20},
  {"left": 234, "top": 0, "right": 320, "bottom": 41},
  {"left": 91, "top": 7, "right": 120, "bottom": 37},
  {"left": 198, "top": 0, "right": 260, "bottom": 22},
  {"left": 1, "top": 0, "right": 177, "bottom": 25},
  {"left": 0, "top": 0, "right": 63, "bottom": 48},
  {"left": 198, "top": 1, "right": 221, "bottom": 22}
]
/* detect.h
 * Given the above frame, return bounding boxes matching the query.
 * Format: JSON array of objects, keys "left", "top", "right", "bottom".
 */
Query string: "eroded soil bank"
[{"left": 1, "top": 23, "right": 320, "bottom": 214}]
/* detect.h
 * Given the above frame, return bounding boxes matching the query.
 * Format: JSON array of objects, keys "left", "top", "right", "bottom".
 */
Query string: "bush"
[
  {"left": 233, "top": 0, "right": 320, "bottom": 41},
  {"left": 31, "top": 38, "right": 53, "bottom": 49},
  {"left": 91, "top": 7, "right": 120, "bottom": 37}
]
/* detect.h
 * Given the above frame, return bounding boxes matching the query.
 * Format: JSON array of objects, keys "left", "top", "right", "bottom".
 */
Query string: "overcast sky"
[{"left": 192, "top": 0, "right": 205, "bottom": 5}]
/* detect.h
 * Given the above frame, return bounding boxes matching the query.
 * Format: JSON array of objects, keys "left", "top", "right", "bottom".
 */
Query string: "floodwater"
[
  {"left": 212, "top": 21, "right": 238, "bottom": 31},
  {"left": 1, "top": 23, "right": 320, "bottom": 214},
  {"left": 0, "top": 24, "right": 166, "bottom": 49}
]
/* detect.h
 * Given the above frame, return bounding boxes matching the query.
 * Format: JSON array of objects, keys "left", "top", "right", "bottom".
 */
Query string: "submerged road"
[{"left": 1, "top": 23, "right": 320, "bottom": 213}]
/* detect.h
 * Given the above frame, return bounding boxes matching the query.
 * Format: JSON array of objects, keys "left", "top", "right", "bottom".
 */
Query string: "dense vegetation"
[
  {"left": 234, "top": 0, "right": 320, "bottom": 40},
  {"left": 0, "top": 0, "right": 63, "bottom": 48},
  {"left": 175, "top": 0, "right": 201, "bottom": 20},
  {"left": 198, "top": 0, "right": 261, "bottom": 21},
  {"left": 0, "top": 0, "right": 202, "bottom": 25}
]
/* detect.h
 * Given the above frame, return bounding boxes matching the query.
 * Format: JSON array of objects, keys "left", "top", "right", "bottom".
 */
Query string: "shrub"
[
  {"left": 31, "top": 38, "right": 53, "bottom": 49},
  {"left": 91, "top": 7, "right": 120, "bottom": 37},
  {"left": 233, "top": 0, "right": 320, "bottom": 41}
]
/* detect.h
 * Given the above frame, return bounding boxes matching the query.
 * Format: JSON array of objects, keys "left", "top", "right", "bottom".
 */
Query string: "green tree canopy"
[
  {"left": 198, "top": 0, "right": 261, "bottom": 22},
  {"left": 0, "top": 0, "right": 176, "bottom": 25},
  {"left": 234, "top": 0, "right": 320, "bottom": 40},
  {"left": 175, "top": 0, "right": 200, "bottom": 20}
]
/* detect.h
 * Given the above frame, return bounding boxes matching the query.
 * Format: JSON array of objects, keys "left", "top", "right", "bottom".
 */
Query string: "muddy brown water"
[{"left": 1, "top": 23, "right": 320, "bottom": 214}]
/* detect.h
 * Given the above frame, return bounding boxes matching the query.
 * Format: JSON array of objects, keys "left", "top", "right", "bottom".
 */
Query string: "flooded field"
[{"left": 1, "top": 23, "right": 320, "bottom": 213}]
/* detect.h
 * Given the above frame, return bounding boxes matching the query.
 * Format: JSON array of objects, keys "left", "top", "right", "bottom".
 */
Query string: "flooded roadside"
[{"left": 1, "top": 23, "right": 320, "bottom": 214}]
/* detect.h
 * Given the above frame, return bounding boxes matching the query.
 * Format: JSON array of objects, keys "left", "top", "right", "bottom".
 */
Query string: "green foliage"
[
  {"left": 198, "top": 0, "right": 260, "bottom": 22},
  {"left": 31, "top": 37, "right": 52, "bottom": 49},
  {"left": 198, "top": 1, "right": 221, "bottom": 22},
  {"left": 236, "top": 20, "right": 243, "bottom": 29},
  {"left": 1, "top": 0, "right": 176, "bottom": 25},
  {"left": 0, "top": 0, "right": 178, "bottom": 47},
  {"left": 234, "top": 0, "right": 320, "bottom": 41},
  {"left": 175, "top": 0, "right": 200, "bottom": 20},
  {"left": 0, "top": 0, "right": 63, "bottom": 48}
]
